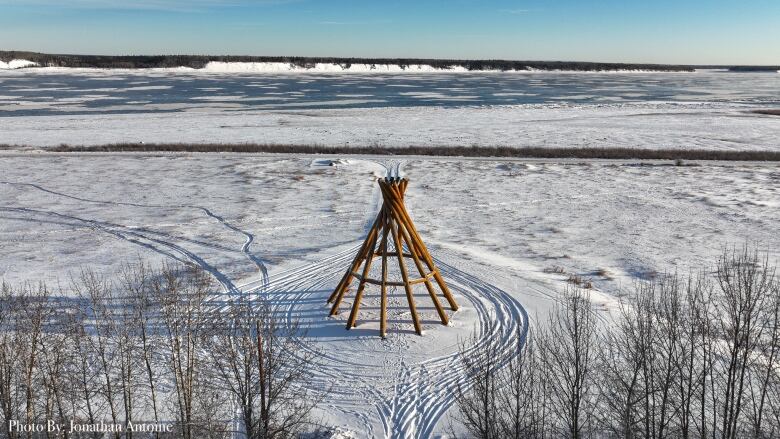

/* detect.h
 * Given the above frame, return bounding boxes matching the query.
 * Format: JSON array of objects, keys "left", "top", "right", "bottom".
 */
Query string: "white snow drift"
[
  {"left": 201, "top": 61, "right": 471, "bottom": 73},
  {"left": 0, "top": 59, "right": 38, "bottom": 69}
]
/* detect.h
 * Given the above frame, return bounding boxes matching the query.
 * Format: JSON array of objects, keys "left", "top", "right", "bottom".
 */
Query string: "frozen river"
[
  {"left": 0, "top": 69, "right": 778, "bottom": 149},
  {"left": 1, "top": 70, "right": 779, "bottom": 116}
]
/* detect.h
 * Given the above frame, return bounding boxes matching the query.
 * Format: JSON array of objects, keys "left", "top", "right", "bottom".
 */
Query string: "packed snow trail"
[
  {"left": 228, "top": 158, "right": 529, "bottom": 438},
  {"left": 0, "top": 205, "right": 241, "bottom": 292},
  {"left": 0, "top": 180, "right": 268, "bottom": 291},
  {"left": 227, "top": 241, "right": 529, "bottom": 438},
  {"left": 379, "top": 258, "right": 528, "bottom": 437},
  {"left": 1, "top": 160, "right": 529, "bottom": 437}
]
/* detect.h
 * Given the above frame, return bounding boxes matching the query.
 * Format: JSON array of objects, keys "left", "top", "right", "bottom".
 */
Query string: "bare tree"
[
  {"left": 452, "top": 331, "right": 503, "bottom": 439},
  {"left": 73, "top": 270, "right": 123, "bottom": 439},
  {"left": 746, "top": 272, "right": 780, "bottom": 438},
  {"left": 122, "top": 261, "right": 163, "bottom": 438},
  {"left": 116, "top": 302, "right": 140, "bottom": 438},
  {"left": 766, "top": 352, "right": 780, "bottom": 437},
  {"left": 676, "top": 273, "right": 712, "bottom": 439},
  {"left": 452, "top": 325, "right": 550, "bottom": 439},
  {"left": 603, "top": 273, "right": 711, "bottom": 439},
  {"left": 497, "top": 331, "right": 548, "bottom": 439},
  {"left": 0, "top": 283, "right": 24, "bottom": 439},
  {"left": 0, "top": 283, "right": 49, "bottom": 439},
  {"left": 539, "top": 286, "right": 600, "bottom": 439},
  {"left": 154, "top": 263, "right": 212, "bottom": 439},
  {"left": 454, "top": 288, "right": 599, "bottom": 439},
  {"left": 67, "top": 306, "right": 103, "bottom": 439},
  {"left": 598, "top": 287, "right": 650, "bottom": 439},
  {"left": 206, "top": 296, "right": 319, "bottom": 439},
  {"left": 0, "top": 260, "right": 329, "bottom": 439},
  {"left": 715, "top": 247, "right": 775, "bottom": 439},
  {"left": 37, "top": 299, "right": 75, "bottom": 439}
]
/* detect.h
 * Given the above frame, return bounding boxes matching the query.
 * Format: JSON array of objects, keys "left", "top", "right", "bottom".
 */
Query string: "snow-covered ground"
[
  {"left": 1, "top": 152, "right": 778, "bottom": 436},
  {"left": 1, "top": 103, "right": 777, "bottom": 150}
]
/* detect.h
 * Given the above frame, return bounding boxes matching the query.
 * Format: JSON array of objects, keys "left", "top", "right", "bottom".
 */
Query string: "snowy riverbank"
[
  {"left": 0, "top": 58, "right": 695, "bottom": 74},
  {"left": 2, "top": 103, "right": 778, "bottom": 151}
]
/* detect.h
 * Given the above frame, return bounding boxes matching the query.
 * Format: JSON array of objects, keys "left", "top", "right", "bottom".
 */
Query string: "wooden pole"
[
  {"left": 383, "top": 182, "right": 459, "bottom": 311},
  {"left": 331, "top": 211, "right": 383, "bottom": 315},
  {"left": 345, "top": 210, "right": 384, "bottom": 326},
  {"left": 327, "top": 210, "right": 384, "bottom": 303},
  {"left": 379, "top": 213, "right": 390, "bottom": 338},
  {"left": 396, "top": 218, "right": 449, "bottom": 325},
  {"left": 389, "top": 213, "right": 422, "bottom": 335}
]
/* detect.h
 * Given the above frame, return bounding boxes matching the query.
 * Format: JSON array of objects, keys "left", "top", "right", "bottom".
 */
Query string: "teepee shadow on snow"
[{"left": 326, "top": 177, "right": 458, "bottom": 337}]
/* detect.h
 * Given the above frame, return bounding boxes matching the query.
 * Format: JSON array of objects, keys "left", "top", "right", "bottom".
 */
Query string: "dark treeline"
[
  {"left": 0, "top": 51, "right": 695, "bottom": 72},
  {"left": 728, "top": 66, "right": 780, "bottom": 72},
  {"left": 23, "top": 143, "right": 780, "bottom": 162},
  {"left": 0, "top": 262, "right": 322, "bottom": 439},
  {"left": 452, "top": 246, "right": 780, "bottom": 439}
]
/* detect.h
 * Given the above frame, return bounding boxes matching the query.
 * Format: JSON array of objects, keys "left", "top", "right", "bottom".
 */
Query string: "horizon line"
[{"left": 2, "top": 50, "right": 779, "bottom": 68}]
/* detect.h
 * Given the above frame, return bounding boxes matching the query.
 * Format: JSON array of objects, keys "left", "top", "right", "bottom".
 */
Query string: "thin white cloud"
[
  {"left": 0, "top": 0, "right": 300, "bottom": 12},
  {"left": 319, "top": 19, "right": 391, "bottom": 26},
  {"left": 500, "top": 8, "right": 532, "bottom": 15}
]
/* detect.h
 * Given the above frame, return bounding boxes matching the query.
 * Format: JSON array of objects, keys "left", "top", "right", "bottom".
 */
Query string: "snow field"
[
  {"left": 1, "top": 153, "right": 778, "bottom": 436},
  {"left": 2, "top": 103, "right": 778, "bottom": 151}
]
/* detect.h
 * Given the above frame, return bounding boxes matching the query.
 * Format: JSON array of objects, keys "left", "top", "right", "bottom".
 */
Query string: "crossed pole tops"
[{"left": 327, "top": 177, "right": 458, "bottom": 337}]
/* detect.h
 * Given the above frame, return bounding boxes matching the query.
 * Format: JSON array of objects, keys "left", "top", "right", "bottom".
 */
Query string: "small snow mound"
[
  {"left": 497, "top": 163, "right": 540, "bottom": 174},
  {"left": 0, "top": 59, "right": 39, "bottom": 70},
  {"left": 323, "top": 159, "right": 352, "bottom": 167}
]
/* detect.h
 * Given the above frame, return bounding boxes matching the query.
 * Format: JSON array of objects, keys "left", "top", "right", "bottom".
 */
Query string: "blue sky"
[{"left": 0, "top": 0, "right": 778, "bottom": 64}]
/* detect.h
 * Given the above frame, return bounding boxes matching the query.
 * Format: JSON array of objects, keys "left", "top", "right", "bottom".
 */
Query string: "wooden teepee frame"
[{"left": 327, "top": 177, "right": 458, "bottom": 337}]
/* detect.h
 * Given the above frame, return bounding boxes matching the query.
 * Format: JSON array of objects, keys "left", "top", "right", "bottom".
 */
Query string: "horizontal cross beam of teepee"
[{"left": 327, "top": 177, "right": 458, "bottom": 337}]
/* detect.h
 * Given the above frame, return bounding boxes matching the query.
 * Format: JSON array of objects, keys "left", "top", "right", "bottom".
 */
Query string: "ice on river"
[{"left": 1, "top": 70, "right": 778, "bottom": 150}]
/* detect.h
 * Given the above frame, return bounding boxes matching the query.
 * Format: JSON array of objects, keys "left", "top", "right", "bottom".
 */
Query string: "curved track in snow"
[
  {"left": 0, "top": 180, "right": 267, "bottom": 291},
  {"left": 229, "top": 242, "right": 528, "bottom": 438},
  {"left": 1, "top": 159, "right": 528, "bottom": 437},
  {"left": 229, "top": 158, "right": 528, "bottom": 437}
]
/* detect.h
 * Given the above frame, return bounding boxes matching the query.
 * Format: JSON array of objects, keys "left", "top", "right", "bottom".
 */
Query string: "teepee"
[{"left": 327, "top": 177, "right": 458, "bottom": 337}]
